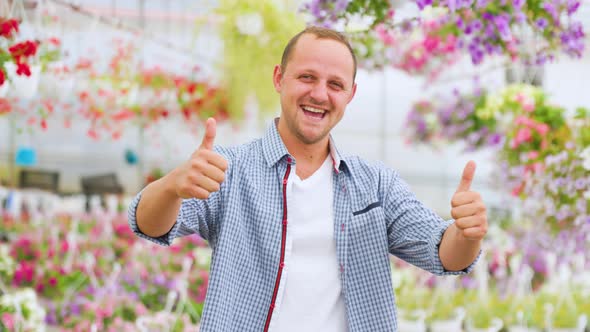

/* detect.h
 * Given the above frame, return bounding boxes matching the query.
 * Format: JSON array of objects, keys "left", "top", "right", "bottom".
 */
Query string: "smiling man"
[{"left": 128, "top": 26, "right": 487, "bottom": 332}]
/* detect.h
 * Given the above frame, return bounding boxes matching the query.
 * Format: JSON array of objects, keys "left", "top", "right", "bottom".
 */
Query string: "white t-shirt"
[{"left": 270, "top": 156, "right": 349, "bottom": 331}]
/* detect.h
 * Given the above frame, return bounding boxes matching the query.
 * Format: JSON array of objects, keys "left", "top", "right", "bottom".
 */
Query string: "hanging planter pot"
[
  {"left": 429, "top": 307, "right": 465, "bottom": 332},
  {"left": 468, "top": 317, "right": 504, "bottom": 332},
  {"left": 398, "top": 310, "right": 427, "bottom": 332},
  {"left": 549, "top": 314, "right": 587, "bottom": 332},
  {"left": 506, "top": 326, "right": 541, "bottom": 332},
  {"left": 0, "top": 81, "right": 8, "bottom": 98},
  {"left": 38, "top": 61, "right": 75, "bottom": 102},
  {"left": 4, "top": 62, "right": 42, "bottom": 99}
]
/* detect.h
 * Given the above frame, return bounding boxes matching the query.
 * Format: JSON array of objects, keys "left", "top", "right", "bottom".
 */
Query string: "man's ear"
[
  {"left": 273, "top": 65, "right": 282, "bottom": 92},
  {"left": 347, "top": 82, "right": 357, "bottom": 104}
]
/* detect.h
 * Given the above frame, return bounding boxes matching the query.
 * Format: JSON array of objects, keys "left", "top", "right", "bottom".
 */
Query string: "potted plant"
[
  {"left": 426, "top": 290, "right": 466, "bottom": 332},
  {"left": 465, "top": 290, "right": 508, "bottom": 332}
]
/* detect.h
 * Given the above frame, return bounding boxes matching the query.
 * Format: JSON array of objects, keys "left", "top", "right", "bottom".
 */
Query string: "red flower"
[
  {"left": 9, "top": 40, "right": 38, "bottom": 59},
  {"left": 0, "top": 19, "right": 19, "bottom": 38},
  {"left": 0, "top": 70, "right": 5, "bottom": 85},
  {"left": 48, "top": 37, "right": 61, "bottom": 46},
  {"left": 16, "top": 62, "right": 31, "bottom": 76}
]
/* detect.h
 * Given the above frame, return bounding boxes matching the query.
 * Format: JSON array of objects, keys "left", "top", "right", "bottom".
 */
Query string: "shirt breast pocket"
[{"left": 349, "top": 201, "right": 388, "bottom": 246}]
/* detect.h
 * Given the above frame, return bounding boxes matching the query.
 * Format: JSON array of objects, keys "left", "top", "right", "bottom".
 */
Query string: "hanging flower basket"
[{"left": 3, "top": 61, "right": 41, "bottom": 99}]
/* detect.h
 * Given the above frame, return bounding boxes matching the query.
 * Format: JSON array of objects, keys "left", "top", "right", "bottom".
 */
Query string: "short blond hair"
[{"left": 280, "top": 26, "right": 357, "bottom": 81}]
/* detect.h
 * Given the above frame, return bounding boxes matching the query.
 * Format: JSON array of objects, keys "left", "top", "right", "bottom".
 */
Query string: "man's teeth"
[{"left": 302, "top": 106, "right": 325, "bottom": 114}]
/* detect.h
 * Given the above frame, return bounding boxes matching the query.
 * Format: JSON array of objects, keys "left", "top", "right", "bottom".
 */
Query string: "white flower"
[
  {"left": 1, "top": 288, "right": 46, "bottom": 330},
  {"left": 235, "top": 12, "right": 264, "bottom": 36},
  {"left": 419, "top": 5, "right": 448, "bottom": 21},
  {"left": 581, "top": 147, "right": 590, "bottom": 170}
]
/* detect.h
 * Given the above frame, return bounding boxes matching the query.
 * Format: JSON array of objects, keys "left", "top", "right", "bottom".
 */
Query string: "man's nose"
[{"left": 309, "top": 82, "right": 329, "bottom": 104}]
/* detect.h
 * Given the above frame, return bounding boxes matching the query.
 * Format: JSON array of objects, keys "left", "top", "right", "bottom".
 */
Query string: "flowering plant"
[
  {"left": 419, "top": 0, "right": 585, "bottom": 65},
  {"left": 0, "top": 288, "right": 46, "bottom": 332},
  {"left": 0, "top": 18, "right": 38, "bottom": 87},
  {"left": 301, "top": 0, "right": 585, "bottom": 77},
  {"left": 217, "top": 0, "right": 304, "bottom": 117},
  {"left": 404, "top": 87, "right": 502, "bottom": 151}
]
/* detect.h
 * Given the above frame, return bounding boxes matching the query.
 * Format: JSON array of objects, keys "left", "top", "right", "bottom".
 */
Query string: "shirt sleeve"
[
  {"left": 382, "top": 169, "right": 480, "bottom": 275},
  {"left": 127, "top": 145, "right": 234, "bottom": 247},
  {"left": 127, "top": 189, "right": 221, "bottom": 247}
]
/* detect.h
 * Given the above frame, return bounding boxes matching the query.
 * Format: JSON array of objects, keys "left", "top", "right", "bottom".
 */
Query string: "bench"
[
  {"left": 19, "top": 169, "right": 60, "bottom": 193},
  {"left": 81, "top": 173, "right": 124, "bottom": 212}
]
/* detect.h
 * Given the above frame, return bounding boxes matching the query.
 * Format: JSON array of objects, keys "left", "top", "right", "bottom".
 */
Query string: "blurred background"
[{"left": 0, "top": 0, "right": 588, "bottom": 331}]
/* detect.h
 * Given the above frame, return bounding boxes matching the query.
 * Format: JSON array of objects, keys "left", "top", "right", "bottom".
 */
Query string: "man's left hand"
[{"left": 450, "top": 161, "right": 488, "bottom": 241}]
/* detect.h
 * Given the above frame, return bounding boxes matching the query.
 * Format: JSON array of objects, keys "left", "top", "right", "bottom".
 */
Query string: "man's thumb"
[
  {"left": 200, "top": 118, "right": 216, "bottom": 150},
  {"left": 456, "top": 160, "right": 476, "bottom": 193}
]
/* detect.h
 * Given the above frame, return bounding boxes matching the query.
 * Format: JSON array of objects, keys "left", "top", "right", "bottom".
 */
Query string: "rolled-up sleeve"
[
  {"left": 127, "top": 190, "right": 182, "bottom": 246},
  {"left": 127, "top": 189, "right": 220, "bottom": 247},
  {"left": 384, "top": 169, "right": 480, "bottom": 275}
]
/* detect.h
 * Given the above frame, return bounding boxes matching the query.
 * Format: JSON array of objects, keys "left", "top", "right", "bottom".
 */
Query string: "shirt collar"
[{"left": 262, "top": 118, "right": 348, "bottom": 173}]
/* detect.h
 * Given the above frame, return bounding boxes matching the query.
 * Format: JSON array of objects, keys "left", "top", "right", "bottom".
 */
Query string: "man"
[{"left": 128, "top": 26, "right": 487, "bottom": 331}]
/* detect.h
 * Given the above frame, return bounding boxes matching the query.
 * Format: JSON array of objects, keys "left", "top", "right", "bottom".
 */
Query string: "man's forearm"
[
  {"left": 438, "top": 223, "right": 481, "bottom": 271},
  {"left": 136, "top": 170, "right": 183, "bottom": 238}
]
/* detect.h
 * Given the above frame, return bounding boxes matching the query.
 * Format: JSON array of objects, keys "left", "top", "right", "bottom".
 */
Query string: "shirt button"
[
  {"left": 282, "top": 219, "right": 288, "bottom": 226},
  {"left": 340, "top": 264, "right": 344, "bottom": 273},
  {"left": 286, "top": 157, "right": 292, "bottom": 163},
  {"left": 341, "top": 184, "right": 346, "bottom": 192},
  {"left": 341, "top": 223, "right": 345, "bottom": 231},
  {"left": 280, "top": 262, "right": 285, "bottom": 268}
]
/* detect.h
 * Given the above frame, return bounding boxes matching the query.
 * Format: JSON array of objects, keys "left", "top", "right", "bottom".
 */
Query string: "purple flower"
[
  {"left": 543, "top": 2, "right": 559, "bottom": 21},
  {"left": 514, "top": 12, "right": 527, "bottom": 23},
  {"left": 456, "top": 17, "right": 465, "bottom": 29},
  {"left": 446, "top": 0, "right": 458, "bottom": 11},
  {"left": 532, "top": 258, "right": 547, "bottom": 275},
  {"left": 576, "top": 198, "right": 587, "bottom": 213},
  {"left": 536, "top": 18, "right": 548, "bottom": 30},
  {"left": 513, "top": 0, "right": 525, "bottom": 8},
  {"left": 476, "top": 0, "right": 490, "bottom": 8},
  {"left": 482, "top": 12, "right": 494, "bottom": 21},
  {"left": 487, "top": 133, "right": 503, "bottom": 145},
  {"left": 153, "top": 274, "right": 167, "bottom": 286},
  {"left": 334, "top": 0, "right": 350, "bottom": 12},
  {"left": 567, "top": 0, "right": 581, "bottom": 15},
  {"left": 461, "top": 276, "right": 478, "bottom": 289},
  {"left": 470, "top": 19, "right": 483, "bottom": 33},
  {"left": 494, "top": 15, "right": 512, "bottom": 41},
  {"left": 416, "top": 0, "right": 434, "bottom": 10},
  {"left": 575, "top": 178, "right": 586, "bottom": 190}
]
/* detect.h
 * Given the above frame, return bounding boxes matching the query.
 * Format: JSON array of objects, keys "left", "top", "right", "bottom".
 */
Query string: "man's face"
[{"left": 274, "top": 34, "right": 357, "bottom": 146}]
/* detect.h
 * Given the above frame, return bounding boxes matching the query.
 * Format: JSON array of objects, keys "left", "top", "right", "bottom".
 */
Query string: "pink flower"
[
  {"left": 522, "top": 102, "right": 535, "bottom": 112},
  {"left": 515, "top": 127, "right": 532, "bottom": 144},
  {"left": 1, "top": 313, "right": 14, "bottom": 330},
  {"left": 375, "top": 24, "right": 395, "bottom": 45},
  {"left": 536, "top": 123, "right": 549, "bottom": 135},
  {"left": 135, "top": 303, "right": 148, "bottom": 316},
  {"left": 528, "top": 151, "right": 539, "bottom": 160}
]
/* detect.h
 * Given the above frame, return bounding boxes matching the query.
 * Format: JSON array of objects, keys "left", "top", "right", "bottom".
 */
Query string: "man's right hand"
[{"left": 174, "top": 118, "right": 228, "bottom": 199}]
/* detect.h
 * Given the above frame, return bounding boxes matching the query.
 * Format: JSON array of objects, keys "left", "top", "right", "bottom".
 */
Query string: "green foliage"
[
  {"left": 346, "top": 0, "right": 391, "bottom": 28},
  {"left": 216, "top": 0, "right": 305, "bottom": 120}
]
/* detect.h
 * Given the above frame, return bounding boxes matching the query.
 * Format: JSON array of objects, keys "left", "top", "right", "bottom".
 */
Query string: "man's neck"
[
  {"left": 290, "top": 143, "right": 330, "bottom": 180},
  {"left": 278, "top": 128, "right": 330, "bottom": 180}
]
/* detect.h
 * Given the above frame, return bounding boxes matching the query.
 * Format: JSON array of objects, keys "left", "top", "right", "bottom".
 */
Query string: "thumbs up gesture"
[
  {"left": 174, "top": 118, "right": 228, "bottom": 200},
  {"left": 450, "top": 161, "right": 488, "bottom": 241}
]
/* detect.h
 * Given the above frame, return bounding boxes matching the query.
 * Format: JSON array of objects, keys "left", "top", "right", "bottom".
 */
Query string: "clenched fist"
[
  {"left": 450, "top": 161, "right": 488, "bottom": 241},
  {"left": 174, "top": 118, "right": 228, "bottom": 199}
]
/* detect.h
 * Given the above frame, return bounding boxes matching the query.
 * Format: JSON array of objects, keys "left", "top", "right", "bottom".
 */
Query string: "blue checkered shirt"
[{"left": 128, "top": 120, "right": 478, "bottom": 331}]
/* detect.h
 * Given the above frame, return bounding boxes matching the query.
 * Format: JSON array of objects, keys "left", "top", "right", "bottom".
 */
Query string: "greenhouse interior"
[{"left": 0, "top": 0, "right": 589, "bottom": 331}]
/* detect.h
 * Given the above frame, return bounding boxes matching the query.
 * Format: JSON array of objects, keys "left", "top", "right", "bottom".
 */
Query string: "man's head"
[
  {"left": 273, "top": 26, "right": 358, "bottom": 147},
  {"left": 281, "top": 26, "right": 358, "bottom": 82}
]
